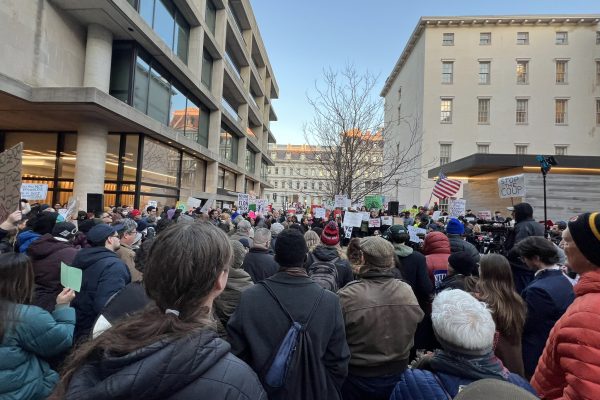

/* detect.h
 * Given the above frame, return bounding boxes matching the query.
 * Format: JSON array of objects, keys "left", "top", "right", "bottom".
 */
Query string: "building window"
[
  {"left": 285, "top": 152, "right": 291, "bottom": 160},
  {"left": 478, "top": 98, "right": 490, "bottom": 124},
  {"left": 303, "top": 181, "right": 308, "bottom": 190},
  {"left": 311, "top": 182, "right": 315, "bottom": 190},
  {"left": 596, "top": 99, "right": 600, "bottom": 125},
  {"left": 398, "top": 87, "right": 402, "bottom": 100},
  {"left": 442, "top": 33, "right": 454, "bottom": 46},
  {"left": 517, "top": 32, "right": 529, "bottom": 45},
  {"left": 201, "top": 49, "right": 213, "bottom": 89},
  {"left": 555, "top": 99, "right": 568, "bottom": 124},
  {"left": 556, "top": 60, "right": 568, "bottom": 84},
  {"left": 516, "top": 99, "right": 528, "bottom": 124},
  {"left": 477, "top": 144, "right": 490, "bottom": 154},
  {"left": 439, "top": 144, "right": 452, "bottom": 165},
  {"left": 555, "top": 146, "right": 568, "bottom": 155},
  {"left": 274, "top": 181, "right": 278, "bottom": 188},
  {"left": 480, "top": 32, "right": 491, "bottom": 45},
  {"left": 219, "top": 126, "right": 239, "bottom": 162},
  {"left": 271, "top": 152, "right": 277, "bottom": 159},
  {"left": 282, "top": 167, "right": 286, "bottom": 175},
  {"left": 296, "top": 181, "right": 300, "bottom": 189},
  {"left": 515, "top": 145, "right": 528, "bottom": 155},
  {"left": 596, "top": 61, "right": 600, "bottom": 85},
  {"left": 440, "top": 98, "right": 453, "bottom": 123},
  {"left": 245, "top": 148, "right": 256, "bottom": 173},
  {"left": 556, "top": 32, "right": 568, "bottom": 45},
  {"left": 205, "top": 0, "right": 217, "bottom": 35},
  {"left": 442, "top": 61, "right": 454, "bottom": 84},
  {"left": 516, "top": 60, "right": 529, "bottom": 84},
  {"left": 479, "top": 61, "right": 491, "bottom": 84},
  {"left": 318, "top": 182, "right": 323, "bottom": 190}
]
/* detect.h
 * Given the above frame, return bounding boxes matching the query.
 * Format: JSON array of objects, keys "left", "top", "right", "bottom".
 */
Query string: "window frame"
[
  {"left": 479, "top": 32, "right": 491, "bottom": 45},
  {"left": 515, "top": 145, "right": 528, "bottom": 155},
  {"left": 479, "top": 61, "right": 491, "bottom": 85},
  {"left": 554, "top": 145, "right": 568, "bottom": 156},
  {"left": 477, "top": 98, "right": 490, "bottom": 124},
  {"left": 442, "top": 33, "right": 455, "bottom": 46},
  {"left": 516, "top": 60, "right": 529, "bottom": 84},
  {"left": 516, "top": 98, "right": 529, "bottom": 125},
  {"left": 555, "top": 99, "right": 568, "bottom": 125},
  {"left": 555, "top": 31, "right": 568, "bottom": 45},
  {"left": 516, "top": 32, "right": 529, "bottom": 45},
  {"left": 596, "top": 99, "right": 600, "bottom": 126},
  {"left": 440, "top": 98, "right": 453, "bottom": 124},
  {"left": 441, "top": 61, "right": 454, "bottom": 84},
  {"left": 477, "top": 143, "right": 490, "bottom": 154},
  {"left": 555, "top": 60, "right": 568, "bottom": 84},
  {"left": 439, "top": 144, "right": 452, "bottom": 165}
]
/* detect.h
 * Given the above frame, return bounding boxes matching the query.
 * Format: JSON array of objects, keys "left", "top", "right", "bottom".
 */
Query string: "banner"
[
  {"left": 314, "top": 207, "right": 326, "bottom": 219},
  {"left": 20, "top": 183, "right": 48, "bottom": 201},
  {"left": 342, "top": 211, "right": 363, "bottom": 228},
  {"left": 498, "top": 174, "right": 525, "bottom": 198},
  {"left": 364, "top": 195, "right": 383, "bottom": 210},
  {"left": 0, "top": 143, "right": 23, "bottom": 221},
  {"left": 334, "top": 195, "right": 347, "bottom": 208},
  {"left": 448, "top": 199, "right": 466, "bottom": 218},
  {"left": 238, "top": 193, "right": 249, "bottom": 213},
  {"left": 186, "top": 197, "right": 202, "bottom": 209},
  {"left": 368, "top": 218, "right": 381, "bottom": 228}
]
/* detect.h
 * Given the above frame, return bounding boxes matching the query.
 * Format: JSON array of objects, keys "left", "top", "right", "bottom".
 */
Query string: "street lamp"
[{"left": 536, "top": 155, "right": 558, "bottom": 236}]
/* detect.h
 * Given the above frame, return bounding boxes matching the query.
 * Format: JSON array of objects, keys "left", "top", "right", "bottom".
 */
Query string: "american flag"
[{"left": 432, "top": 172, "right": 461, "bottom": 199}]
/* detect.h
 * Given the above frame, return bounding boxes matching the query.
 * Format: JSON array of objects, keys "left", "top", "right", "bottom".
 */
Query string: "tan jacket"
[
  {"left": 116, "top": 244, "right": 142, "bottom": 282},
  {"left": 337, "top": 269, "right": 424, "bottom": 377}
]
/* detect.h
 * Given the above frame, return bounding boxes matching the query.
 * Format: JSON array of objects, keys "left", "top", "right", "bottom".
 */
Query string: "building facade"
[
  {"left": 0, "top": 0, "right": 278, "bottom": 211},
  {"left": 382, "top": 15, "right": 600, "bottom": 209}
]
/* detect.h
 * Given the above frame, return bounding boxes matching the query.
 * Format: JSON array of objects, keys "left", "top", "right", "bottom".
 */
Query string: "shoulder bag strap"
[
  {"left": 260, "top": 281, "right": 295, "bottom": 323},
  {"left": 303, "top": 289, "right": 325, "bottom": 329}
]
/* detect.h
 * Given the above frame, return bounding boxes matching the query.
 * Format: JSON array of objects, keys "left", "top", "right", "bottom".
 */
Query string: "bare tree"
[{"left": 303, "top": 65, "right": 422, "bottom": 202}]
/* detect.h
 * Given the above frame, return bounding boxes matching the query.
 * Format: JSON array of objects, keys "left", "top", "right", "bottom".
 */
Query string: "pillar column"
[
  {"left": 73, "top": 122, "right": 108, "bottom": 211},
  {"left": 206, "top": 161, "right": 219, "bottom": 193},
  {"left": 83, "top": 24, "right": 113, "bottom": 92},
  {"left": 187, "top": 26, "right": 205, "bottom": 79}
]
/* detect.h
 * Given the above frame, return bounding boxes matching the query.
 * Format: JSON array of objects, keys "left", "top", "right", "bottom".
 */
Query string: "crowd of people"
[{"left": 0, "top": 199, "right": 599, "bottom": 399}]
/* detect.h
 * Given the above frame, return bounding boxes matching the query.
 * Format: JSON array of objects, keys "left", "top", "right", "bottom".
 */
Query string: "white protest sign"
[
  {"left": 256, "top": 199, "right": 267, "bottom": 213},
  {"left": 345, "top": 198, "right": 352, "bottom": 208},
  {"left": 448, "top": 199, "right": 467, "bottom": 218},
  {"left": 314, "top": 208, "right": 326, "bottom": 219},
  {"left": 498, "top": 174, "right": 525, "bottom": 198},
  {"left": 20, "top": 183, "right": 48, "bottom": 200},
  {"left": 381, "top": 216, "right": 393, "bottom": 226},
  {"left": 343, "top": 211, "right": 363, "bottom": 228},
  {"left": 334, "top": 195, "right": 347, "bottom": 208},
  {"left": 368, "top": 218, "right": 381, "bottom": 228},
  {"left": 432, "top": 211, "right": 442, "bottom": 221},
  {"left": 238, "top": 194, "right": 249, "bottom": 213},
  {"left": 147, "top": 200, "right": 158, "bottom": 208},
  {"left": 361, "top": 212, "right": 370, "bottom": 221},
  {"left": 200, "top": 195, "right": 215, "bottom": 213},
  {"left": 186, "top": 197, "right": 202, "bottom": 209},
  {"left": 407, "top": 226, "right": 424, "bottom": 243},
  {"left": 477, "top": 210, "right": 492, "bottom": 220}
]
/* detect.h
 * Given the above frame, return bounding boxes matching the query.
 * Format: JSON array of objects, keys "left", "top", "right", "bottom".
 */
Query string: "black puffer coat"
[{"left": 66, "top": 330, "right": 266, "bottom": 399}]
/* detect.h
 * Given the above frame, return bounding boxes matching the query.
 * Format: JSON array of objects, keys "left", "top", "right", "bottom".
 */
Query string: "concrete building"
[
  {"left": 0, "top": 0, "right": 278, "bottom": 211},
  {"left": 382, "top": 15, "right": 600, "bottom": 211}
]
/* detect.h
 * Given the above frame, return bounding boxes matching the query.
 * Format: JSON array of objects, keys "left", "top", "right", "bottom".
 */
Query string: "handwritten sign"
[
  {"left": 498, "top": 174, "right": 525, "bottom": 198},
  {"left": 238, "top": 194, "right": 249, "bottom": 213},
  {"left": 448, "top": 199, "right": 466, "bottom": 218},
  {"left": 200, "top": 195, "right": 215, "bottom": 213},
  {"left": 344, "top": 226, "right": 353, "bottom": 239},
  {"left": 407, "top": 226, "right": 426, "bottom": 243},
  {"left": 334, "top": 195, "right": 347, "bottom": 208},
  {"left": 368, "top": 218, "right": 381, "bottom": 228},
  {"left": 147, "top": 200, "right": 158, "bottom": 208},
  {"left": 343, "top": 211, "right": 363, "bottom": 228},
  {"left": 360, "top": 212, "right": 370, "bottom": 221},
  {"left": 364, "top": 195, "right": 383, "bottom": 210},
  {"left": 314, "top": 208, "right": 326, "bottom": 219},
  {"left": 477, "top": 210, "right": 492, "bottom": 220},
  {"left": 256, "top": 199, "right": 267, "bottom": 214},
  {"left": 187, "top": 197, "right": 202, "bottom": 209},
  {"left": 20, "top": 183, "right": 48, "bottom": 200},
  {"left": 381, "top": 216, "right": 393, "bottom": 226}
]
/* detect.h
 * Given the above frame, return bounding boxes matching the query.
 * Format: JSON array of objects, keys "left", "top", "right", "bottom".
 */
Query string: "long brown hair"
[
  {"left": 477, "top": 254, "right": 526, "bottom": 342},
  {"left": 55, "top": 222, "right": 232, "bottom": 396},
  {"left": 0, "top": 252, "right": 35, "bottom": 339}
]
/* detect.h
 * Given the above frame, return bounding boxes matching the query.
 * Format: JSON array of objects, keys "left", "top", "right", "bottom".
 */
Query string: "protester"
[
  {"left": 305, "top": 221, "right": 353, "bottom": 290},
  {"left": 56, "top": 222, "right": 265, "bottom": 399},
  {"left": 338, "top": 236, "right": 423, "bottom": 400},
  {"left": 242, "top": 227, "right": 279, "bottom": 283},
  {"left": 0, "top": 209, "right": 21, "bottom": 242},
  {"left": 437, "top": 251, "right": 478, "bottom": 293},
  {"left": 304, "top": 229, "right": 320, "bottom": 251},
  {"left": 228, "top": 228, "right": 350, "bottom": 400},
  {"left": 446, "top": 217, "right": 480, "bottom": 264},
  {"left": 269, "top": 222, "right": 284, "bottom": 250},
  {"left": 114, "top": 219, "right": 142, "bottom": 283},
  {"left": 71, "top": 224, "right": 131, "bottom": 340},
  {"left": 477, "top": 254, "right": 527, "bottom": 377},
  {"left": 532, "top": 212, "right": 600, "bottom": 399},
  {"left": 0, "top": 252, "right": 75, "bottom": 400},
  {"left": 28, "top": 221, "right": 79, "bottom": 312},
  {"left": 505, "top": 203, "right": 544, "bottom": 250},
  {"left": 346, "top": 237, "right": 362, "bottom": 276},
  {"left": 231, "top": 219, "right": 254, "bottom": 247},
  {"left": 422, "top": 231, "right": 452, "bottom": 290},
  {"left": 389, "top": 290, "right": 536, "bottom": 399},
  {"left": 516, "top": 236, "right": 575, "bottom": 378},
  {"left": 17, "top": 212, "right": 59, "bottom": 253}
]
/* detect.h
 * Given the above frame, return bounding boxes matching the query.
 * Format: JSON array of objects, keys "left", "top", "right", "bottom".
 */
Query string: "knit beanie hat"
[
  {"left": 446, "top": 218, "right": 465, "bottom": 235},
  {"left": 359, "top": 236, "right": 396, "bottom": 269},
  {"left": 229, "top": 240, "right": 246, "bottom": 269},
  {"left": 274, "top": 229, "right": 308, "bottom": 268},
  {"left": 448, "top": 251, "right": 477, "bottom": 276},
  {"left": 270, "top": 222, "right": 284, "bottom": 236},
  {"left": 304, "top": 230, "right": 320, "bottom": 249},
  {"left": 568, "top": 212, "right": 600, "bottom": 267},
  {"left": 321, "top": 221, "right": 340, "bottom": 246}
]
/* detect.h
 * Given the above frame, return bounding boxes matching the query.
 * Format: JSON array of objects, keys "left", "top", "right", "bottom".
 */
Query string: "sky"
[{"left": 252, "top": 0, "right": 599, "bottom": 144}]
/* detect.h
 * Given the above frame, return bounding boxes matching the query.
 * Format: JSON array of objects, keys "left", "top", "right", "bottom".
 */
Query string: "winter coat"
[
  {"left": 509, "top": 259, "right": 535, "bottom": 296},
  {"left": 495, "top": 333, "right": 525, "bottom": 378},
  {"left": 227, "top": 272, "right": 350, "bottom": 400},
  {"left": 27, "top": 234, "right": 78, "bottom": 312},
  {"left": 0, "top": 304, "right": 75, "bottom": 400},
  {"left": 66, "top": 329, "right": 266, "bottom": 400},
  {"left": 116, "top": 243, "right": 142, "bottom": 282},
  {"left": 447, "top": 234, "right": 480, "bottom": 265},
  {"left": 17, "top": 230, "right": 41, "bottom": 253},
  {"left": 514, "top": 218, "right": 545, "bottom": 244},
  {"left": 532, "top": 269, "right": 600, "bottom": 400},
  {"left": 437, "top": 273, "right": 472, "bottom": 293},
  {"left": 243, "top": 247, "right": 279, "bottom": 283},
  {"left": 306, "top": 245, "right": 354, "bottom": 289},
  {"left": 71, "top": 247, "right": 131, "bottom": 340},
  {"left": 393, "top": 244, "right": 433, "bottom": 309},
  {"left": 422, "top": 232, "right": 451, "bottom": 290},
  {"left": 522, "top": 269, "right": 574, "bottom": 378},
  {"left": 215, "top": 268, "right": 254, "bottom": 328},
  {"left": 338, "top": 269, "right": 424, "bottom": 377}
]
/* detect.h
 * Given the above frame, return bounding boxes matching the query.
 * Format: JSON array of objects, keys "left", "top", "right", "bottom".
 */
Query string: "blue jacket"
[
  {"left": 390, "top": 368, "right": 535, "bottom": 400},
  {"left": 0, "top": 304, "right": 75, "bottom": 400},
  {"left": 17, "top": 230, "right": 41, "bottom": 253},
  {"left": 72, "top": 247, "right": 131, "bottom": 340},
  {"left": 522, "top": 269, "right": 574, "bottom": 377}
]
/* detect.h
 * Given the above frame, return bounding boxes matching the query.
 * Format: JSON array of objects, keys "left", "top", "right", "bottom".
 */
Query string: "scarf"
[{"left": 427, "top": 349, "right": 510, "bottom": 381}]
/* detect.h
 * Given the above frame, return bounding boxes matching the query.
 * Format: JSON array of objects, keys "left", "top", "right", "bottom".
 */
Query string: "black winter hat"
[
  {"left": 274, "top": 229, "right": 307, "bottom": 268},
  {"left": 568, "top": 212, "right": 600, "bottom": 267},
  {"left": 32, "top": 212, "right": 59, "bottom": 235},
  {"left": 448, "top": 251, "right": 478, "bottom": 276}
]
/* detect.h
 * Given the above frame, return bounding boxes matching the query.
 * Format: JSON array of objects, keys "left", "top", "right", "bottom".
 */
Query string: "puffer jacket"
[
  {"left": 307, "top": 245, "right": 354, "bottom": 289},
  {"left": 338, "top": 269, "right": 424, "bottom": 377},
  {"left": 422, "top": 232, "right": 451, "bottom": 290},
  {"left": 17, "top": 230, "right": 41, "bottom": 253},
  {"left": 27, "top": 234, "right": 78, "bottom": 312},
  {"left": 66, "top": 329, "right": 266, "bottom": 400},
  {"left": 531, "top": 269, "right": 600, "bottom": 400},
  {"left": 0, "top": 304, "right": 75, "bottom": 400},
  {"left": 447, "top": 235, "right": 480, "bottom": 265}
]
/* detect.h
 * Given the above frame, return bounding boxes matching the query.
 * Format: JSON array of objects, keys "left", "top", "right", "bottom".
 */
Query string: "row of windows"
[
  {"left": 268, "top": 167, "right": 327, "bottom": 177},
  {"left": 441, "top": 31, "right": 600, "bottom": 46},
  {"left": 270, "top": 180, "right": 328, "bottom": 190},
  {"left": 438, "top": 98, "right": 600, "bottom": 125},
  {"left": 439, "top": 143, "right": 570, "bottom": 166}
]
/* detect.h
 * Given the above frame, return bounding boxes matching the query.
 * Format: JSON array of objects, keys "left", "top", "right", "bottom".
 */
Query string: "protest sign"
[
  {"left": 345, "top": 198, "right": 352, "bottom": 208},
  {"left": 393, "top": 216, "right": 405, "bottom": 226},
  {"left": 343, "top": 211, "right": 363, "bottom": 228},
  {"left": 360, "top": 212, "right": 370, "bottom": 221},
  {"left": 256, "top": 199, "right": 267, "bottom": 214},
  {"left": 432, "top": 211, "right": 442, "bottom": 221},
  {"left": 448, "top": 199, "right": 466, "bottom": 218},
  {"left": 364, "top": 195, "right": 383, "bottom": 210},
  {"left": 20, "top": 183, "right": 48, "bottom": 201},
  {"left": 0, "top": 143, "right": 23, "bottom": 221},
  {"left": 477, "top": 210, "right": 492, "bottom": 220},
  {"left": 61, "top": 262, "right": 82, "bottom": 292},
  {"left": 334, "top": 195, "right": 347, "bottom": 208},
  {"left": 200, "top": 195, "right": 215, "bottom": 213},
  {"left": 65, "top": 198, "right": 79, "bottom": 220},
  {"left": 238, "top": 193, "right": 249, "bottom": 213},
  {"left": 186, "top": 197, "right": 202, "bottom": 209},
  {"left": 381, "top": 216, "right": 393, "bottom": 226},
  {"left": 175, "top": 201, "right": 186, "bottom": 211},
  {"left": 248, "top": 195, "right": 257, "bottom": 212},
  {"left": 407, "top": 226, "right": 426, "bottom": 243},
  {"left": 498, "top": 174, "right": 525, "bottom": 198},
  {"left": 368, "top": 218, "right": 381, "bottom": 228},
  {"left": 344, "top": 226, "right": 353, "bottom": 239},
  {"left": 147, "top": 200, "right": 158, "bottom": 208},
  {"left": 58, "top": 209, "right": 69, "bottom": 221},
  {"left": 314, "top": 208, "right": 326, "bottom": 219}
]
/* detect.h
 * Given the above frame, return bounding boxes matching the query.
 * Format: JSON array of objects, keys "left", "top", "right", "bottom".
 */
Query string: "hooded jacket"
[
  {"left": 307, "top": 245, "right": 354, "bottom": 289},
  {"left": 71, "top": 247, "right": 131, "bottom": 340},
  {"left": 393, "top": 243, "right": 433, "bottom": 309},
  {"left": 532, "top": 269, "right": 600, "bottom": 400},
  {"left": 215, "top": 268, "right": 254, "bottom": 328},
  {"left": 422, "top": 232, "right": 451, "bottom": 290},
  {"left": 27, "top": 234, "right": 79, "bottom": 312},
  {"left": 17, "top": 230, "right": 41, "bottom": 254},
  {"left": 66, "top": 330, "right": 266, "bottom": 400},
  {"left": 243, "top": 247, "right": 279, "bottom": 283},
  {"left": 447, "top": 235, "right": 480, "bottom": 264},
  {"left": 506, "top": 203, "right": 544, "bottom": 250}
]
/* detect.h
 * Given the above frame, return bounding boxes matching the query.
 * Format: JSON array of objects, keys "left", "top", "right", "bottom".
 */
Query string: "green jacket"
[{"left": 0, "top": 303, "right": 75, "bottom": 399}]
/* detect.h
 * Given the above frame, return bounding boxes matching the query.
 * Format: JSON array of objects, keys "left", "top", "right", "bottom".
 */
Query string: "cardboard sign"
[
  {"left": 364, "top": 195, "right": 383, "bottom": 210},
  {"left": 344, "top": 226, "right": 353, "bottom": 239},
  {"left": 0, "top": 143, "right": 23, "bottom": 221},
  {"left": 238, "top": 194, "right": 249, "bottom": 213},
  {"left": 186, "top": 197, "right": 202, "bottom": 209},
  {"left": 477, "top": 210, "right": 492, "bottom": 220},
  {"left": 65, "top": 198, "right": 79, "bottom": 220},
  {"left": 334, "top": 195, "right": 347, "bottom": 208},
  {"left": 498, "top": 174, "right": 525, "bottom": 198},
  {"left": 60, "top": 262, "right": 82, "bottom": 292},
  {"left": 448, "top": 199, "right": 466, "bottom": 218},
  {"left": 20, "top": 183, "right": 48, "bottom": 200},
  {"left": 314, "top": 208, "right": 326, "bottom": 219},
  {"left": 381, "top": 216, "right": 393, "bottom": 226},
  {"left": 343, "top": 211, "right": 363, "bottom": 228},
  {"left": 368, "top": 218, "right": 381, "bottom": 228}
]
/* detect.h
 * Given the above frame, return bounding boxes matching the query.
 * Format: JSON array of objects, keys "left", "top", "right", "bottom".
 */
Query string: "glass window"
[
  {"left": 556, "top": 32, "right": 568, "bottom": 45},
  {"left": 133, "top": 56, "right": 150, "bottom": 112},
  {"left": 555, "top": 99, "right": 568, "bottom": 124},
  {"left": 139, "top": 0, "right": 155, "bottom": 27},
  {"left": 174, "top": 12, "right": 189, "bottom": 62},
  {"left": 136, "top": 0, "right": 188, "bottom": 63},
  {"left": 442, "top": 33, "right": 454, "bottom": 46},
  {"left": 556, "top": 60, "right": 568, "bottom": 84},
  {"left": 517, "top": 32, "right": 529, "bottom": 45},
  {"left": 597, "top": 31, "right": 600, "bottom": 45},
  {"left": 441, "top": 61, "right": 453, "bottom": 84},
  {"left": 109, "top": 43, "right": 133, "bottom": 103},
  {"left": 205, "top": 0, "right": 217, "bottom": 35},
  {"left": 516, "top": 60, "right": 529, "bottom": 84},
  {"left": 169, "top": 84, "right": 187, "bottom": 134},
  {"left": 219, "top": 125, "right": 239, "bottom": 163},
  {"left": 479, "top": 32, "right": 491, "bottom": 45},
  {"left": 477, "top": 144, "right": 490, "bottom": 154},
  {"left": 303, "top": 181, "right": 307, "bottom": 189},
  {"left": 596, "top": 99, "right": 600, "bottom": 125},
  {"left": 104, "top": 134, "right": 121, "bottom": 181},
  {"left": 122, "top": 134, "right": 139, "bottom": 182},
  {"left": 153, "top": 0, "right": 175, "bottom": 55},
  {"left": 555, "top": 146, "right": 568, "bottom": 156},
  {"left": 179, "top": 153, "right": 206, "bottom": 196},
  {"left": 58, "top": 134, "right": 77, "bottom": 180},
  {"left": 139, "top": 194, "right": 176, "bottom": 209},
  {"left": 5, "top": 132, "right": 56, "bottom": 180},
  {"left": 516, "top": 99, "right": 528, "bottom": 124},
  {"left": 148, "top": 66, "right": 171, "bottom": 125},
  {"left": 478, "top": 98, "right": 490, "bottom": 124},
  {"left": 245, "top": 148, "right": 256, "bottom": 173},
  {"left": 439, "top": 144, "right": 451, "bottom": 165},
  {"left": 142, "top": 137, "right": 179, "bottom": 187},
  {"left": 597, "top": 61, "right": 600, "bottom": 85},
  {"left": 515, "top": 145, "right": 528, "bottom": 155},
  {"left": 479, "top": 61, "right": 490, "bottom": 84},
  {"left": 440, "top": 98, "right": 453, "bottom": 123},
  {"left": 196, "top": 100, "right": 210, "bottom": 148},
  {"left": 224, "top": 169, "right": 236, "bottom": 191},
  {"left": 201, "top": 49, "right": 213, "bottom": 89}
]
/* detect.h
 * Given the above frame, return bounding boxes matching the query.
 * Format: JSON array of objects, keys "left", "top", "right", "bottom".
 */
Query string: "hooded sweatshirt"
[{"left": 393, "top": 243, "right": 432, "bottom": 308}]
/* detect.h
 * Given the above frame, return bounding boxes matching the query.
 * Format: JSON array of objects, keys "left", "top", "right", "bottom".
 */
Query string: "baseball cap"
[
  {"left": 87, "top": 223, "right": 123, "bottom": 245},
  {"left": 130, "top": 209, "right": 141, "bottom": 218},
  {"left": 52, "top": 222, "right": 78, "bottom": 240}
]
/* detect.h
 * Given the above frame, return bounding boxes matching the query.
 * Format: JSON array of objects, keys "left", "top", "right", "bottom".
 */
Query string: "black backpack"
[
  {"left": 259, "top": 281, "right": 326, "bottom": 400},
  {"left": 307, "top": 253, "right": 339, "bottom": 292}
]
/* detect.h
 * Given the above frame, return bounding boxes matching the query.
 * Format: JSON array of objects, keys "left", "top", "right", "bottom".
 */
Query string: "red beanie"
[{"left": 321, "top": 221, "right": 340, "bottom": 246}]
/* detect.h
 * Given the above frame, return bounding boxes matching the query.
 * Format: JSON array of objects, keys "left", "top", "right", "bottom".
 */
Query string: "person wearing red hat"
[{"left": 129, "top": 209, "right": 142, "bottom": 221}]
